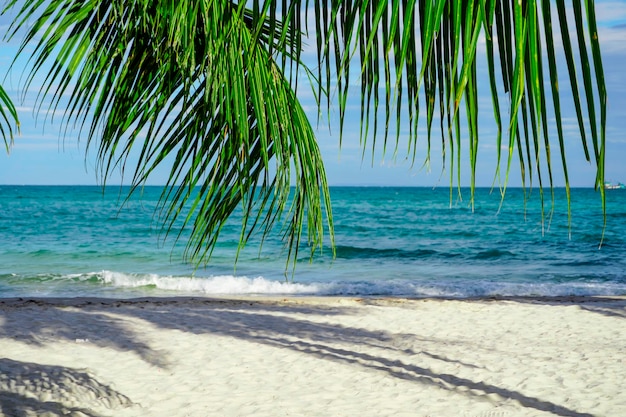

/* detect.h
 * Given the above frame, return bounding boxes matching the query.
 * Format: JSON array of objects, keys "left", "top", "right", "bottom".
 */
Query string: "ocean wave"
[
  {"left": 101, "top": 272, "right": 626, "bottom": 297},
  {"left": 332, "top": 245, "right": 523, "bottom": 262},
  {"left": 2, "top": 271, "right": 625, "bottom": 298},
  {"left": 98, "top": 271, "right": 319, "bottom": 295},
  {"left": 73, "top": 271, "right": 626, "bottom": 297},
  {"left": 472, "top": 249, "right": 517, "bottom": 260},
  {"left": 334, "top": 245, "right": 444, "bottom": 260}
]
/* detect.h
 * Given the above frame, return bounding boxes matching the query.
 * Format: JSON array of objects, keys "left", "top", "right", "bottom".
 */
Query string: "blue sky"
[{"left": 1, "top": 1, "right": 625, "bottom": 187}]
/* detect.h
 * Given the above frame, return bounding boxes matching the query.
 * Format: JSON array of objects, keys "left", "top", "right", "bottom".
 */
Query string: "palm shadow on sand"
[
  {"left": 2, "top": 296, "right": 623, "bottom": 416},
  {"left": 0, "top": 358, "right": 133, "bottom": 417}
]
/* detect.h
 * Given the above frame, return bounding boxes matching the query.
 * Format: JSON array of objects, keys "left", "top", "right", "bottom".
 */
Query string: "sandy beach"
[{"left": 0, "top": 296, "right": 624, "bottom": 417}]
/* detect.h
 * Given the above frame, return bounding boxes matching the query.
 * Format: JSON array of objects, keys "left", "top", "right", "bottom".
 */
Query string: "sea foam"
[
  {"left": 91, "top": 271, "right": 626, "bottom": 298},
  {"left": 98, "top": 271, "right": 320, "bottom": 295}
]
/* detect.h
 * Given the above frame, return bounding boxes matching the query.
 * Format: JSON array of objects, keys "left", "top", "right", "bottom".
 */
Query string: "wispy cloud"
[
  {"left": 595, "top": 1, "right": 626, "bottom": 26},
  {"left": 597, "top": 26, "right": 626, "bottom": 54}
]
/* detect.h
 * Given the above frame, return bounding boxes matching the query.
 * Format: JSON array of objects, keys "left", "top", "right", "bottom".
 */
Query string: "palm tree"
[{"left": 1, "top": 0, "right": 607, "bottom": 268}]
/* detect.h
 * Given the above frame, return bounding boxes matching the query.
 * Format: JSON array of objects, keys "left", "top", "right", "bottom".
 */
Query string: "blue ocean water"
[{"left": 0, "top": 185, "right": 624, "bottom": 298}]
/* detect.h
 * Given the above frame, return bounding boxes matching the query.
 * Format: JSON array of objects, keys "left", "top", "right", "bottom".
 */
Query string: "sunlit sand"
[{"left": 1, "top": 296, "right": 624, "bottom": 416}]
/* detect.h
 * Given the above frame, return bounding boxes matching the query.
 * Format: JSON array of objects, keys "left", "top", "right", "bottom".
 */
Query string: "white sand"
[{"left": 0, "top": 296, "right": 624, "bottom": 417}]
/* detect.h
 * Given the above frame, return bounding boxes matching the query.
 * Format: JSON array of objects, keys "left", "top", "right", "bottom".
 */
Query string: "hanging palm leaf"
[
  {"left": 313, "top": 0, "right": 606, "bottom": 220},
  {"left": 0, "top": 84, "right": 18, "bottom": 152},
  {"left": 2, "top": 0, "right": 607, "bottom": 268},
  {"left": 4, "top": 0, "right": 333, "bottom": 269}
]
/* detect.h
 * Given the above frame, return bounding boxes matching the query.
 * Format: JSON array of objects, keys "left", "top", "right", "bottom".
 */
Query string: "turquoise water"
[{"left": 1, "top": 185, "right": 625, "bottom": 298}]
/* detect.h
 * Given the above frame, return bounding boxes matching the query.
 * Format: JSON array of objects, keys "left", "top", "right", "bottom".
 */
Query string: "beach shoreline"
[
  {"left": 2, "top": 293, "right": 625, "bottom": 305},
  {"left": 1, "top": 295, "right": 624, "bottom": 416}
]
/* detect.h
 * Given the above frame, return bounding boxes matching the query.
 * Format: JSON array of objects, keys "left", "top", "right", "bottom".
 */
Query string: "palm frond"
[
  {"left": 3, "top": 0, "right": 608, "bottom": 268},
  {"left": 5, "top": 0, "right": 333, "bottom": 269},
  {"left": 314, "top": 0, "right": 606, "bottom": 215},
  {"left": 0, "top": 84, "right": 19, "bottom": 152}
]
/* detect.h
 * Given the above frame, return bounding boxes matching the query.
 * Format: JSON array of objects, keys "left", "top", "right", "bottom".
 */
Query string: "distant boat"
[{"left": 604, "top": 181, "right": 626, "bottom": 190}]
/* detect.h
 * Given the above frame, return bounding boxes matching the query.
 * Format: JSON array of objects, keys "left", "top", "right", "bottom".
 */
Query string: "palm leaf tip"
[{"left": 0, "top": 84, "right": 20, "bottom": 151}]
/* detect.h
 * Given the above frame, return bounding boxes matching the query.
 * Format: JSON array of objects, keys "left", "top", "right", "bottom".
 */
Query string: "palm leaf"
[
  {"left": 4, "top": 0, "right": 333, "bottom": 270},
  {"left": 0, "top": 84, "right": 19, "bottom": 152},
  {"left": 315, "top": 0, "right": 606, "bottom": 224},
  {"left": 3, "top": 0, "right": 608, "bottom": 268}
]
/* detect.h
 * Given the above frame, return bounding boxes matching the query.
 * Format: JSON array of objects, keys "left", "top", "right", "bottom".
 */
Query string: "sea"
[{"left": 1, "top": 185, "right": 625, "bottom": 299}]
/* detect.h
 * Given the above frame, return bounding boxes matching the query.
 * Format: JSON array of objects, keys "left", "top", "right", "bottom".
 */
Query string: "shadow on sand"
[
  {"left": 1, "top": 296, "right": 623, "bottom": 416},
  {"left": 0, "top": 358, "right": 132, "bottom": 417}
]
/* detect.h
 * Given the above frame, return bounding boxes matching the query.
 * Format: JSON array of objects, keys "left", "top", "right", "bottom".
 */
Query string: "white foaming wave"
[
  {"left": 86, "top": 271, "right": 626, "bottom": 297},
  {"left": 309, "top": 280, "right": 626, "bottom": 298},
  {"left": 395, "top": 280, "right": 626, "bottom": 298},
  {"left": 95, "top": 272, "right": 444, "bottom": 296},
  {"left": 97, "top": 271, "right": 321, "bottom": 295}
]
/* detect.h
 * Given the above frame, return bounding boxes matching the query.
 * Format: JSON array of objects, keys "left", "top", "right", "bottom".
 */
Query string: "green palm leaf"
[
  {"left": 314, "top": 0, "right": 606, "bottom": 224},
  {"left": 0, "top": 84, "right": 18, "bottom": 152},
  {"left": 316, "top": 0, "right": 606, "bottom": 197},
  {"left": 2, "top": 0, "right": 608, "bottom": 268},
  {"left": 4, "top": 0, "right": 333, "bottom": 269}
]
